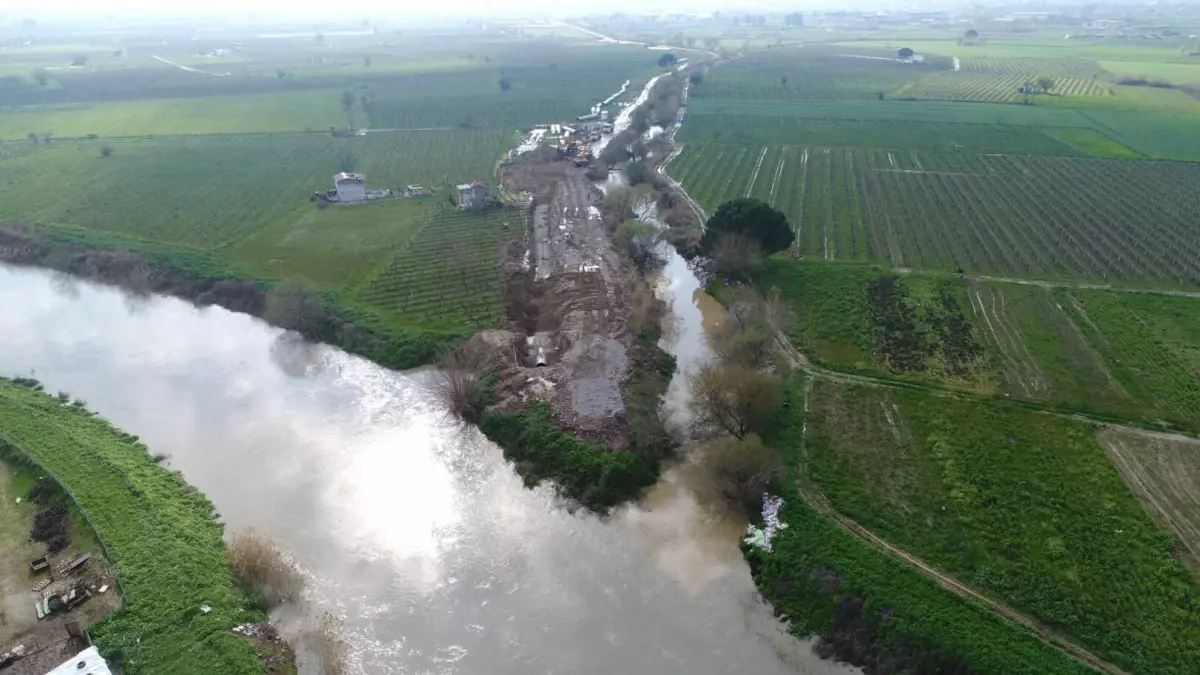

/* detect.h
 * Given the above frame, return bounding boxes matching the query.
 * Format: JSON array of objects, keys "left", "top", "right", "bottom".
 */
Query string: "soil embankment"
[{"left": 496, "top": 152, "right": 638, "bottom": 448}]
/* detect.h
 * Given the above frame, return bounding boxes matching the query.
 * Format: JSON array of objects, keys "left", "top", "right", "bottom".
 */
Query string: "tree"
[
  {"left": 32, "top": 68, "right": 48, "bottom": 86},
  {"left": 362, "top": 55, "right": 372, "bottom": 68},
  {"left": 780, "top": 76, "right": 789, "bottom": 88},
  {"left": 701, "top": 198, "right": 794, "bottom": 256},
  {"left": 314, "top": 32, "right": 325, "bottom": 46},
  {"left": 615, "top": 220, "right": 661, "bottom": 271},
  {"left": 897, "top": 47, "right": 914, "bottom": 59},
  {"left": 784, "top": 12, "right": 805, "bottom": 27},
  {"left": 603, "top": 186, "right": 644, "bottom": 221},
  {"left": 71, "top": 54, "right": 88, "bottom": 66},
  {"left": 340, "top": 91, "right": 355, "bottom": 128},
  {"left": 657, "top": 52, "right": 678, "bottom": 68},
  {"left": 264, "top": 277, "right": 326, "bottom": 334},
  {"left": 431, "top": 340, "right": 499, "bottom": 422},
  {"left": 689, "top": 363, "right": 780, "bottom": 439},
  {"left": 709, "top": 231, "right": 762, "bottom": 278},
  {"left": 689, "top": 72, "right": 704, "bottom": 86},
  {"left": 964, "top": 28, "right": 979, "bottom": 45},
  {"left": 276, "top": 69, "right": 287, "bottom": 79},
  {"left": 625, "top": 159, "right": 650, "bottom": 186},
  {"left": 703, "top": 37, "right": 720, "bottom": 51},
  {"left": 699, "top": 434, "right": 783, "bottom": 513},
  {"left": 498, "top": 77, "right": 512, "bottom": 92},
  {"left": 99, "top": 145, "right": 113, "bottom": 158},
  {"left": 1035, "top": 75, "right": 1055, "bottom": 94}
]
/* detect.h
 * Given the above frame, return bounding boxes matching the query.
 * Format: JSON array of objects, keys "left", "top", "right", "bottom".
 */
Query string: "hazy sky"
[{"left": 10, "top": 0, "right": 835, "bottom": 20}]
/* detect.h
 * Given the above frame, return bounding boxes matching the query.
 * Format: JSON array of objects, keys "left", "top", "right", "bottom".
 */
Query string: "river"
[{"left": 0, "top": 264, "right": 856, "bottom": 675}]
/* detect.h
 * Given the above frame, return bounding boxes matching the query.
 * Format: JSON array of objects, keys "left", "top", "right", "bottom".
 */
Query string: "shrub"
[{"left": 227, "top": 529, "right": 303, "bottom": 608}]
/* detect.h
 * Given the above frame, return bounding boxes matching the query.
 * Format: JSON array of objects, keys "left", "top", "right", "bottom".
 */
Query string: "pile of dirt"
[
  {"left": 30, "top": 504, "right": 69, "bottom": 553},
  {"left": 26, "top": 478, "right": 70, "bottom": 553}
]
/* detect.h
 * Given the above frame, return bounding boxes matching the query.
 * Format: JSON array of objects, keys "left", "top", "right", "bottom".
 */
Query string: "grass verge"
[{"left": 0, "top": 377, "right": 267, "bottom": 674}]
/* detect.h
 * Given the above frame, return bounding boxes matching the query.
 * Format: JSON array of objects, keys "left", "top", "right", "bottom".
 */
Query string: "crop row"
[
  {"left": 359, "top": 206, "right": 526, "bottom": 328},
  {"left": 959, "top": 57, "right": 1105, "bottom": 77},
  {"left": 671, "top": 143, "right": 1200, "bottom": 285},
  {"left": 897, "top": 72, "right": 1109, "bottom": 103}
]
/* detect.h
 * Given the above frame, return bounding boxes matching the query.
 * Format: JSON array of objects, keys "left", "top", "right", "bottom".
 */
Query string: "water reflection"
[{"left": 0, "top": 264, "right": 856, "bottom": 675}]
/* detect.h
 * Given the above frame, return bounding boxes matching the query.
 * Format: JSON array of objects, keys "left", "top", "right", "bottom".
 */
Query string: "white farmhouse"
[{"left": 333, "top": 172, "right": 366, "bottom": 202}]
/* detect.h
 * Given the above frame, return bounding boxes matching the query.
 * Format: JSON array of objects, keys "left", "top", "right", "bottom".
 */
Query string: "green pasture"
[
  {"left": 836, "top": 39, "right": 1200, "bottom": 63},
  {"left": 751, "top": 260, "right": 1200, "bottom": 429},
  {"left": 0, "top": 129, "right": 510, "bottom": 249},
  {"left": 0, "top": 89, "right": 351, "bottom": 139},
  {"left": 805, "top": 379, "right": 1200, "bottom": 675},
  {"left": 229, "top": 197, "right": 439, "bottom": 287}
]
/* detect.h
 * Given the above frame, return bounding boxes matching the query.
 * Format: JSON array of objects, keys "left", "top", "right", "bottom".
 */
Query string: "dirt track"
[{"left": 499, "top": 154, "right": 634, "bottom": 446}]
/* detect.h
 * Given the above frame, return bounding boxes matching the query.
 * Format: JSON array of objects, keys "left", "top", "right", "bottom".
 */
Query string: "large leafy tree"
[{"left": 701, "top": 198, "right": 794, "bottom": 255}]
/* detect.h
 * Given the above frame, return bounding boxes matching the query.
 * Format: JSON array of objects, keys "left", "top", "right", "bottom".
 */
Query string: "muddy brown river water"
[{"left": 0, "top": 263, "right": 858, "bottom": 675}]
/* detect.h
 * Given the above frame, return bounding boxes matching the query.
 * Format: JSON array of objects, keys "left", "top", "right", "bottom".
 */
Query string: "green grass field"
[
  {"left": 229, "top": 197, "right": 440, "bottom": 287},
  {"left": 0, "top": 378, "right": 265, "bottom": 674},
  {"left": 0, "top": 90, "right": 352, "bottom": 139},
  {"left": 751, "top": 260, "right": 1200, "bottom": 430},
  {"left": 805, "top": 379, "right": 1200, "bottom": 675},
  {"left": 747, "top": 377, "right": 1097, "bottom": 675},
  {"left": 0, "top": 130, "right": 511, "bottom": 248}
]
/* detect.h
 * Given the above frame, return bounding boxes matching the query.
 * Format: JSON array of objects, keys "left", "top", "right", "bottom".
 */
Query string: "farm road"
[{"left": 896, "top": 268, "right": 1200, "bottom": 299}]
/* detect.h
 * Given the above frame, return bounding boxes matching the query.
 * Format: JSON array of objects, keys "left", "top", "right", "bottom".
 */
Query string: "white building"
[
  {"left": 45, "top": 647, "right": 113, "bottom": 675},
  {"left": 333, "top": 172, "right": 366, "bottom": 202}
]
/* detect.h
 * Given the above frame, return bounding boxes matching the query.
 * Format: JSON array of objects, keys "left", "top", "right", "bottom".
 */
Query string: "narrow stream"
[{"left": 0, "top": 263, "right": 858, "bottom": 675}]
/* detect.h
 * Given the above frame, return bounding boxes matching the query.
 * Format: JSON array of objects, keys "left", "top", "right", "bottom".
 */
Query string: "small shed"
[
  {"left": 405, "top": 185, "right": 427, "bottom": 197},
  {"left": 333, "top": 172, "right": 367, "bottom": 202},
  {"left": 456, "top": 181, "right": 490, "bottom": 211}
]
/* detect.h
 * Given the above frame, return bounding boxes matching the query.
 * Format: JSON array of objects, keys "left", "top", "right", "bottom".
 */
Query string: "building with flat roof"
[
  {"left": 333, "top": 172, "right": 366, "bottom": 202},
  {"left": 456, "top": 180, "right": 490, "bottom": 211}
]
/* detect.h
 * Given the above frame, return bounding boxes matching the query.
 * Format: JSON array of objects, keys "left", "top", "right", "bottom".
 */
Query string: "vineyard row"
[{"left": 670, "top": 143, "right": 1200, "bottom": 285}]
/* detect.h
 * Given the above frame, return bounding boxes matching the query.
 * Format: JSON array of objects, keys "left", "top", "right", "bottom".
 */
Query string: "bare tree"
[
  {"left": 228, "top": 529, "right": 303, "bottom": 608},
  {"left": 304, "top": 612, "right": 346, "bottom": 675},
  {"left": 627, "top": 278, "right": 663, "bottom": 337},
  {"left": 432, "top": 340, "right": 498, "bottom": 421},
  {"left": 264, "top": 277, "right": 326, "bottom": 334},
  {"left": 709, "top": 231, "right": 763, "bottom": 277},
  {"left": 698, "top": 434, "right": 783, "bottom": 513},
  {"left": 603, "top": 186, "right": 645, "bottom": 222},
  {"left": 689, "top": 363, "right": 780, "bottom": 439}
]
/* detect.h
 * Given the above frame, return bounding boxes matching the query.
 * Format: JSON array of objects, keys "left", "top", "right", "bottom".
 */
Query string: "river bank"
[
  {"left": 0, "top": 377, "right": 274, "bottom": 675},
  {"left": 0, "top": 261, "right": 858, "bottom": 674},
  {"left": 0, "top": 225, "right": 457, "bottom": 373}
]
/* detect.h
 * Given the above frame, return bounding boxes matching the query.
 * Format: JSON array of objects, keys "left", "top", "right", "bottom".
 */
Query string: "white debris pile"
[
  {"left": 743, "top": 493, "right": 788, "bottom": 553},
  {"left": 517, "top": 128, "right": 547, "bottom": 154}
]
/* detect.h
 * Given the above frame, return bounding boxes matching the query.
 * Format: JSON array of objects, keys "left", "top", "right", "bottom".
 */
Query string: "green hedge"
[
  {"left": 0, "top": 378, "right": 265, "bottom": 674},
  {"left": 479, "top": 403, "right": 658, "bottom": 513},
  {"left": 744, "top": 377, "right": 1095, "bottom": 674}
]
